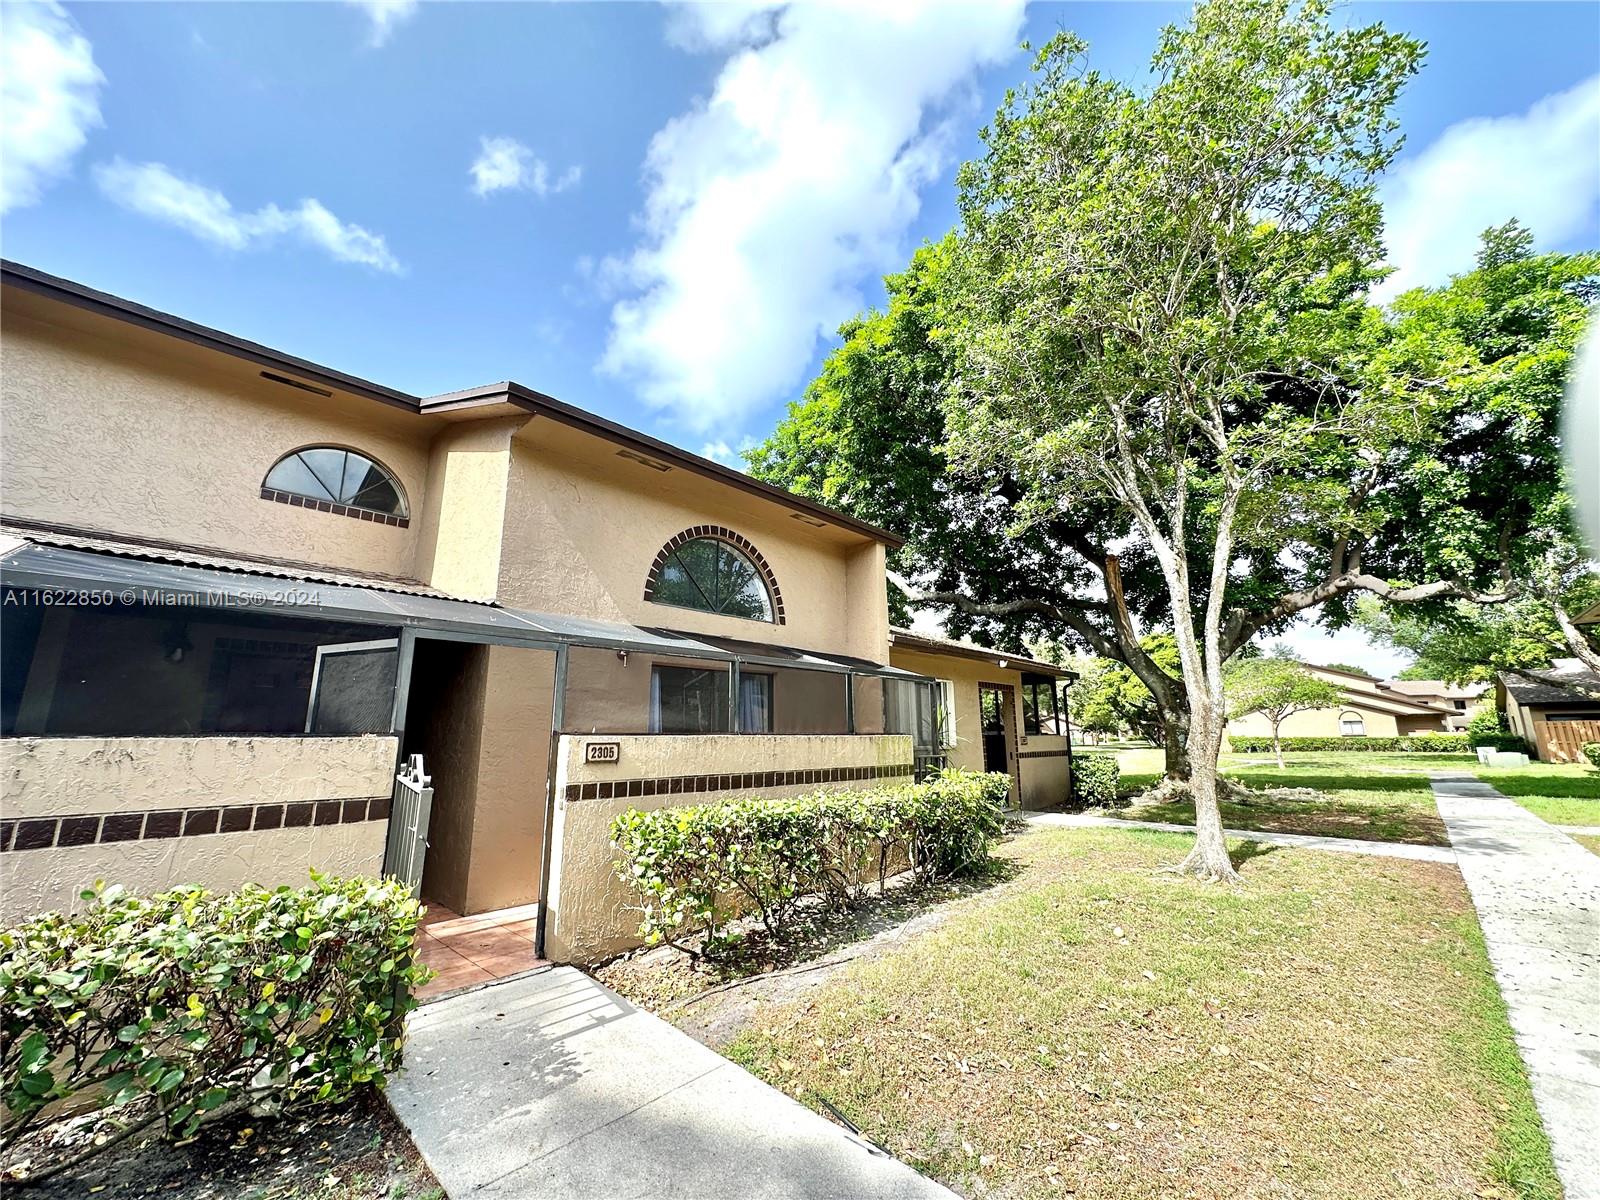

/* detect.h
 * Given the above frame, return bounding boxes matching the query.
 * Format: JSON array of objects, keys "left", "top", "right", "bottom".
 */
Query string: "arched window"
[
  {"left": 644, "top": 528, "right": 783, "bottom": 623},
  {"left": 1339, "top": 711, "right": 1366, "bottom": 737},
  {"left": 261, "top": 446, "right": 408, "bottom": 525}
]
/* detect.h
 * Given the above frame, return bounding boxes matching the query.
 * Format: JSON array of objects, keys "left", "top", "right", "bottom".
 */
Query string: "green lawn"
[
  {"left": 1109, "top": 750, "right": 1464, "bottom": 845},
  {"left": 1471, "top": 762, "right": 1600, "bottom": 826},
  {"left": 723, "top": 827, "right": 1557, "bottom": 1200},
  {"left": 1572, "top": 833, "right": 1600, "bottom": 857}
]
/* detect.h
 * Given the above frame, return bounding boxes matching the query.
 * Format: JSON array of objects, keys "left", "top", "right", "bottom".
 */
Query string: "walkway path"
[
  {"left": 1024, "top": 810, "right": 1456, "bottom": 862},
  {"left": 388, "top": 966, "right": 954, "bottom": 1200},
  {"left": 1428, "top": 773, "right": 1600, "bottom": 1200}
]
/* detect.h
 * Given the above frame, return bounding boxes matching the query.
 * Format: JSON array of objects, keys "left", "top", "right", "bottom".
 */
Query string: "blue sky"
[{"left": 4, "top": 1, "right": 1598, "bottom": 670}]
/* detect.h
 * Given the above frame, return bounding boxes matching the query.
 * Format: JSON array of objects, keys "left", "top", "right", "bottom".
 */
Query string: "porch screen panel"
[{"left": 308, "top": 647, "right": 399, "bottom": 735}]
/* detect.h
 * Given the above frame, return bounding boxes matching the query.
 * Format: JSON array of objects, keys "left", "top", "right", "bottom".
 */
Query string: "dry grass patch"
[{"left": 723, "top": 827, "right": 1557, "bottom": 1200}]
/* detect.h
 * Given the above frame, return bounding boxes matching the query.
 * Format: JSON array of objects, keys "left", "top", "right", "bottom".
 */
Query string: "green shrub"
[
  {"left": 1465, "top": 705, "right": 1506, "bottom": 745},
  {"left": 1479, "top": 733, "right": 1531, "bottom": 754},
  {"left": 611, "top": 769, "right": 1009, "bottom": 959},
  {"left": 0, "top": 873, "right": 429, "bottom": 1180},
  {"left": 1226, "top": 733, "right": 1471, "bottom": 753},
  {"left": 1072, "top": 755, "right": 1120, "bottom": 807},
  {"left": 1581, "top": 742, "right": 1600, "bottom": 769}
]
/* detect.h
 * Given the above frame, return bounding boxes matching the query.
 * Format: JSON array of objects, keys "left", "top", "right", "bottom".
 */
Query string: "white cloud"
[
  {"left": 1377, "top": 75, "right": 1600, "bottom": 301},
  {"left": 346, "top": 0, "right": 417, "bottom": 48},
  {"left": 93, "top": 158, "right": 403, "bottom": 273},
  {"left": 600, "top": 0, "right": 1025, "bottom": 432},
  {"left": 0, "top": 1, "right": 103, "bottom": 214},
  {"left": 700, "top": 438, "right": 757, "bottom": 471},
  {"left": 469, "top": 136, "right": 581, "bottom": 198}
]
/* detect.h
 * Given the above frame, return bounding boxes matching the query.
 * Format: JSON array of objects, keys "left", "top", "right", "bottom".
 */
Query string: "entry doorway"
[{"left": 979, "top": 683, "right": 1020, "bottom": 803}]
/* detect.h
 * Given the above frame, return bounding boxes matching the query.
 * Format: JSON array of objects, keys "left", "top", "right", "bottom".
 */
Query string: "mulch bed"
[{"left": 3, "top": 1089, "right": 442, "bottom": 1200}]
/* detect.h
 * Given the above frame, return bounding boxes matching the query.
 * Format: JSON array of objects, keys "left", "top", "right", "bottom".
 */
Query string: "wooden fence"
[{"left": 1529, "top": 719, "right": 1600, "bottom": 764}]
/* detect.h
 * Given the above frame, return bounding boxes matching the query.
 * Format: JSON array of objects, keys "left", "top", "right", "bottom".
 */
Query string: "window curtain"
[
  {"left": 649, "top": 668, "right": 662, "bottom": 733},
  {"left": 738, "top": 675, "right": 771, "bottom": 733}
]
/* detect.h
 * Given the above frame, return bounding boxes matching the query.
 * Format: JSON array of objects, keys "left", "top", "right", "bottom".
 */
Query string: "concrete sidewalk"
[
  {"left": 1024, "top": 810, "right": 1457, "bottom": 862},
  {"left": 388, "top": 966, "right": 954, "bottom": 1200},
  {"left": 1428, "top": 773, "right": 1600, "bottom": 1200}
]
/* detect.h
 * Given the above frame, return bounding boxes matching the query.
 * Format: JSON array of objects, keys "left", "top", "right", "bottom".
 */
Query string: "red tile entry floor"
[{"left": 414, "top": 900, "right": 546, "bottom": 1001}]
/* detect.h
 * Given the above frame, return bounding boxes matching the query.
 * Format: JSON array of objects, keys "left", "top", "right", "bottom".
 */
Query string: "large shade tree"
[
  {"left": 936, "top": 0, "right": 1562, "bottom": 881},
  {"left": 747, "top": 240, "right": 1211, "bottom": 774}
]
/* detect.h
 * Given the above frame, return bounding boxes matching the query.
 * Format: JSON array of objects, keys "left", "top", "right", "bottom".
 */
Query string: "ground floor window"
[
  {"left": 648, "top": 665, "right": 773, "bottom": 733},
  {"left": 1022, "top": 675, "right": 1063, "bottom": 735},
  {"left": 1339, "top": 711, "right": 1366, "bottom": 737}
]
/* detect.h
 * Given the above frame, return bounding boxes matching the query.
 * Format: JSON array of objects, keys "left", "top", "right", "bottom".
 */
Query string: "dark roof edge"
[
  {"left": 890, "top": 628, "right": 1076, "bottom": 678},
  {"left": 2, "top": 260, "right": 420, "bottom": 412},
  {"left": 427, "top": 381, "right": 905, "bottom": 549}
]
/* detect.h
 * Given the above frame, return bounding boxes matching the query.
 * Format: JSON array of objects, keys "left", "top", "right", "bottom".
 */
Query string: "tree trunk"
[
  {"left": 1161, "top": 710, "right": 1192, "bottom": 781},
  {"left": 1173, "top": 706, "right": 1241, "bottom": 883},
  {"left": 1272, "top": 727, "right": 1285, "bottom": 770}
]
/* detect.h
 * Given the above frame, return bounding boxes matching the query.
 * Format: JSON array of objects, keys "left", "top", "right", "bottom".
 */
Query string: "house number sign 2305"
[{"left": 585, "top": 741, "right": 621, "bottom": 764}]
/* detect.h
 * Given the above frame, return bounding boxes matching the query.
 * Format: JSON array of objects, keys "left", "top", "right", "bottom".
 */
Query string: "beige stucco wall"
[
  {"left": 0, "top": 308, "right": 428, "bottom": 578},
  {"left": 0, "top": 734, "right": 396, "bottom": 922},
  {"left": 410, "top": 418, "right": 525, "bottom": 600},
  {"left": 493, "top": 430, "right": 887, "bottom": 661},
  {"left": 1226, "top": 703, "right": 1404, "bottom": 739},
  {"left": 1018, "top": 744, "right": 1071, "bottom": 810},
  {"left": 543, "top": 733, "right": 913, "bottom": 962},
  {"left": 1, "top": 735, "right": 396, "bottom": 816}
]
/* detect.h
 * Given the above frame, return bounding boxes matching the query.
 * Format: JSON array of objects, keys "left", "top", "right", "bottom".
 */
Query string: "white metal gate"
[{"left": 384, "top": 754, "right": 434, "bottom": 898}]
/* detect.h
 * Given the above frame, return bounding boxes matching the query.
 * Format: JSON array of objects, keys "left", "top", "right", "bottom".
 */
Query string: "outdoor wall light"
[{"left": 617, "top": 649, "right": 629, "bottom": 665}]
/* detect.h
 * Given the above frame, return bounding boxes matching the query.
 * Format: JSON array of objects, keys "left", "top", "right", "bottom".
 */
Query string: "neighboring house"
[
  {"left": 1224, "top": 663, "right": 1461, "bottom": 741},
  {"left": 1497, "top": 659, "right": 1600, "bottom": 763},
  {"left": 1381, "top": 679, "right": 1492, "bottom": 731},
  {"left": 0, "top": 262, "right": 1072, "bottom": 960}
]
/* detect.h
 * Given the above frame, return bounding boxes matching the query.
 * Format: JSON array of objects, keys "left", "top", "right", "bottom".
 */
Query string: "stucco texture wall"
[
  {"left": 493, "top": 432, "right": 888, "bottom": 661},
  {"left": 0, "top": 735, "right": 395, "bottom": 922},
  {"left": 1226, "top": 704, "right": 1404, "bottom": 739},
  {"left": 0, "top": 310, "right": 427, "bottom": 579},
  {"left": 543, "top": 733, "right": 914, "bottom": 962}
]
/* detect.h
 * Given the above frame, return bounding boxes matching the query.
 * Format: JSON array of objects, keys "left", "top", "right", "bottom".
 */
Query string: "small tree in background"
[{"left": 1226, "top": 658, "right": 1346, "bottom": 767}]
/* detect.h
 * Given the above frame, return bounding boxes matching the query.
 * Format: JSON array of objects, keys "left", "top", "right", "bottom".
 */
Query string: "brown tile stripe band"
[
  {"left": 0, "top": 796, "right": 392, "bottom": 853},
  {"left": 1018, "top": 749, "right": 1073, "bottom": 759},
  {"left": 260, "top": 487, "right": 409, "bottom": 528},
  {"left": 567, "top": 762, "right": 914, "bottom": 803}
]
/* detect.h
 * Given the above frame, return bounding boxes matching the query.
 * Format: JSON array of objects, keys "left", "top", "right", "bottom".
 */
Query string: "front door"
[{"left": 979, "top": 684, "right": 1009, "bottom": 773}]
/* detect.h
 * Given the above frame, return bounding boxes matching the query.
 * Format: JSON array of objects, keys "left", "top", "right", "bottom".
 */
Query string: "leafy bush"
[
  {"left": 1072, "top": 755, "right": 1120, "bottom": 808},
  {"left": 1465, "top": 705, "right": 1507, "bottom": 745},
  {"left": 1, "top": 874, "right": 429, "bottom": 1181},
  {"left": 1477, "top": 733, "right": 1531, "bottom": 754},
  {"left": 1582, "top": 743, "right": 1600, "bottom": 770},
  {"left": 611, "top": 769, "right": 1009, "bottom": 959},
  {"left": 1226, "top": 734, "right": 1471, "bottom": 753}
]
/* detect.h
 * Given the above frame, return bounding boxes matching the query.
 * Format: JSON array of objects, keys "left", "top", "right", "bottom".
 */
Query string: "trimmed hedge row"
[
  {"left": 1226, "top": 734, "right": 1472, "bottom": 753},
  {"left": 611, "top": 769, "right": 1010, "bottom": 960},
  {"left": 0, "top": 874, "right": 428, "bottom": 1180},
  {"left": 1072, "top": 755, "right": 1120, "bottom": 807}
]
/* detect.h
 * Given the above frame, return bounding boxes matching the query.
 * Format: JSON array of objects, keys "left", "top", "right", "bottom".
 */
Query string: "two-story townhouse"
[{"left": 0, "top": 262, "right": 1072, "bottom": 962}]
